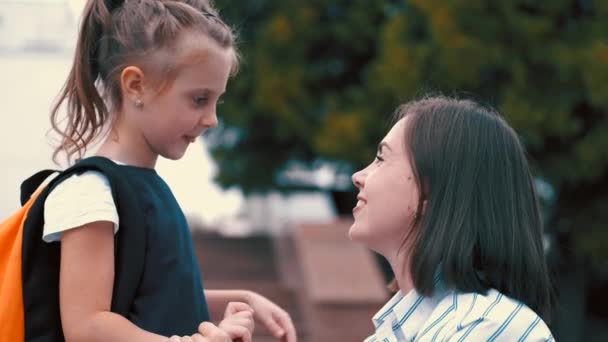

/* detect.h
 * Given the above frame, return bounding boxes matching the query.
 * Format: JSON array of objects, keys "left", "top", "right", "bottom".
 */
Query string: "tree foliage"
[{"left": 213, "top": 0, "right": 608, "bottom": 264}]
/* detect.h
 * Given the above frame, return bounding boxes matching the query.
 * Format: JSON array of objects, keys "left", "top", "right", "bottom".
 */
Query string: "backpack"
[{"left": 0, "top": 157, "right": 147, "bottom": 341}]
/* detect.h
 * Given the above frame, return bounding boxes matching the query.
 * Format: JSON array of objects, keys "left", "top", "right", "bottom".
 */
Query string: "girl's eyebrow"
[{"left": 190, "top": 88, "right": 223, "bottom": 95}]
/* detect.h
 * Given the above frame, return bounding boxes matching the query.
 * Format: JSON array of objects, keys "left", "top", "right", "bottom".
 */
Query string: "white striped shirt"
[{"left": 364, "top": 283, "right": 553, "bottom": 342}]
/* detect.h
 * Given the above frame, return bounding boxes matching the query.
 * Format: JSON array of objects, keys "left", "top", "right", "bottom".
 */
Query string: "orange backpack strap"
[{"left": 0, "top": 175, "right": 51, "bottom": 341}]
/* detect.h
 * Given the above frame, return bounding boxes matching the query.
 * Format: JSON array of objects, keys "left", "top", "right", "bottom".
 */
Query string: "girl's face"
[
  {"left": 350, "top": 117, "right": 421, "bottom": 256},
  {"left": 135, "top": 35, "right": 234, "bottom": 161}
]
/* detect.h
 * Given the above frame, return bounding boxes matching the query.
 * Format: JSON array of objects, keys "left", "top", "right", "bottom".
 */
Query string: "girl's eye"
[
  {"left": 194, "top": 96, "right": 208, "bottom": 106},
  {"left": 375, "top": 154, "right": 384, "bottom": 162}
]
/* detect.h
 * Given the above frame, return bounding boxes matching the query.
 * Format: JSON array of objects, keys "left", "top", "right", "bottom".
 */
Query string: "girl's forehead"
[
  {"left": 169, "top": 31, "right": 233, "bottom": 66},
  {"left": 171, "top": 45, "right": 233, "bottom": 86}
]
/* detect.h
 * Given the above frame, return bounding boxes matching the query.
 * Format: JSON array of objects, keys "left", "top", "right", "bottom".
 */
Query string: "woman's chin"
[
  {"left": 349, "top": 222, "right": 387, "bottom": 256},
  {"left": 348, "top": 221, "right": 367, "bottom": 242}
]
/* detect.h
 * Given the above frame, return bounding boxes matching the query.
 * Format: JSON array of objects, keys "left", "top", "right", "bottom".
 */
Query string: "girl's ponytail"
[
  {"left": 51, "top": 0, "right": 237, "bottom": 164},
  {"left": 50, "top": 0, "right": 120, "bottom": 164}
]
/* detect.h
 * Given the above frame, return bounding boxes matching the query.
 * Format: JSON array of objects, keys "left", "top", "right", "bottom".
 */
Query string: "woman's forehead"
[{"left": 383, "top": 117, "right": 409, "bottom": 149}]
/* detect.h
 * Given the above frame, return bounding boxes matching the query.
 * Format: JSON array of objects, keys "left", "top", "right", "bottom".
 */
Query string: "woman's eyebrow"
[{"left": 378, "top": 141, "right": 392, "bottom": 153}]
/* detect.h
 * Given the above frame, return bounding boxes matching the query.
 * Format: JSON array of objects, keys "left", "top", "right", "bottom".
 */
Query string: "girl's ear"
[{"left": 120, "top": 66, "right": 146, "bottom": 104}]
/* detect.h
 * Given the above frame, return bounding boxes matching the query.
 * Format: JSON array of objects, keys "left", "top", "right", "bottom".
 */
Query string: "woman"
[{"left": 351, "top": 96, "right": 555, "bottom": 341}]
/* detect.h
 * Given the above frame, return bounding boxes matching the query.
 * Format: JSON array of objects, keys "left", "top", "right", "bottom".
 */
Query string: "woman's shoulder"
[{"left": 443, "top": 289, "right": 552, "bottom": 341}]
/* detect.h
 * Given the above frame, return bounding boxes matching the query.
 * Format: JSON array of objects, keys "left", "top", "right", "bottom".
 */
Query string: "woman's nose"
[{"left": 352, "top": 168, "right": 367, "bottom": 188}]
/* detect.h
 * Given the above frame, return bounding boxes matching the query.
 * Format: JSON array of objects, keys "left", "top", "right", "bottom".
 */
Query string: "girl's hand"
[
  {"left": 245, "top": 291, "right": 297, "bottom": 342},
  {"left": 168, "top": 322, "right": 230, "bottom": 342},
  {"left": 217, "top": 302, "right": 255, "bottom": 342}
]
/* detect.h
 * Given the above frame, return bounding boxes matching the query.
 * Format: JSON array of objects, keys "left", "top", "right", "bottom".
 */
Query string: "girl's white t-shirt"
[{"left": 43, "top": 170, "right": 119, "bottom": 242}]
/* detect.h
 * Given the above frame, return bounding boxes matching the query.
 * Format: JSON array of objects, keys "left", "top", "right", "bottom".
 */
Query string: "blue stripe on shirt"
[
  {"left": 518, "top": 316, "right": 541, "bottom": 342},
  {"left": 457, "top": 292, "right": 503, "bottom": 342},
  {"left": 458, "top": 293, "right": 478, "bottom": 330},
  {"left": 377, "top": 295, "right": 404, "bottom": 323},
  {"left": 431, "top": 318, "right": 450, "bottom": 342},
  {"left": 488, "top": 302, "right": 524, "bottom": 341},
  {"left": 374, "top": 275, "right": 442, "bottom": 337},
  {"left": 419, "top": 292, "right": 458, "bottom": 338},
  {"left": 394, "top": 295, "right": 425, "bottom": 330}
]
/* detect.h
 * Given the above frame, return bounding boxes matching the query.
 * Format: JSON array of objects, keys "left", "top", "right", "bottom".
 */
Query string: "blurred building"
[
  {"left": 194, "top": 219, "right": 389, "bottom": 342},
  {"left": 0, "top": 0, "right": 77, "bottom": 53}
]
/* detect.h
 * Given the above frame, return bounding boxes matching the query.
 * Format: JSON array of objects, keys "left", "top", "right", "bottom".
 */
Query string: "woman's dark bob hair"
[{"left": 395, "top": 96, "right": 554, "bottom": 322}]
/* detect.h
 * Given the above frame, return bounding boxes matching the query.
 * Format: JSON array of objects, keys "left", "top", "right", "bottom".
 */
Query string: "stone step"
[
  {"left": 293, "top": 219, "right": 388, "bottom": 304},
  {"left": 192, "top": 232, "right": 278, "bottom": 281},
  {"left": 192, "top": 232, "right": 309, "bottom": 340}
]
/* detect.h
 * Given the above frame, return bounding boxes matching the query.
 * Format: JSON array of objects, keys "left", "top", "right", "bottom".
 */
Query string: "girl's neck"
[{"left": 96, "top": 128, "right": 158, "bottom": 169}]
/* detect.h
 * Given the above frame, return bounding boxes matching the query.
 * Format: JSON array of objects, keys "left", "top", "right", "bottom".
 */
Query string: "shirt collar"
[
  {"left": 372, "top": 289, "right": 415, "bottom": 327},
  {"left": 371, "top": 272, "right": 448, "bottom": 338}
]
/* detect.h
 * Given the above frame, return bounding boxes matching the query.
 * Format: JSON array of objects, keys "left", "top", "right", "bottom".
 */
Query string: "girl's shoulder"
[
  {"left": 43, "top": 170, "right": 118, "bottom": 242},
  {"left": 45, "top": 170, "right": 113, "bottom": 206}
]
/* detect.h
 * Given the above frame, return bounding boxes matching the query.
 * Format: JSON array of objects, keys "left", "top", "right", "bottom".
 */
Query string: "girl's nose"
[{"left": 200, "top": 112, "right": 218, "bottom": 129}]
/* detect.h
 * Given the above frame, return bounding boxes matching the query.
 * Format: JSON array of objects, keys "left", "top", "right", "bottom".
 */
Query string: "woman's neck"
[{"left": 386, "top": 249, "right": 415, "bottom": 295}]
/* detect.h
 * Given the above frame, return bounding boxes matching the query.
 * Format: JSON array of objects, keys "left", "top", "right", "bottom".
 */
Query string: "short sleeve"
[{"left": 43, "top": 170, "right": 119, "bottom": 242}]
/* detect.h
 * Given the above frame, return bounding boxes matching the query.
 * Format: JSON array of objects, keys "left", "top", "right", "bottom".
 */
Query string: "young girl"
[
  {"left": 42, "top": 1, "right": 295, "bottom": 341},
  {"left": 350, "top": 96, "right": 555, "bottom": 341}
]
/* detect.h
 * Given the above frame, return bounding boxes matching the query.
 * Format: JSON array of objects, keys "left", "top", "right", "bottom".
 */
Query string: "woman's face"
[{"left": 350, "top": 117, "right": 421, "bottom": 256}]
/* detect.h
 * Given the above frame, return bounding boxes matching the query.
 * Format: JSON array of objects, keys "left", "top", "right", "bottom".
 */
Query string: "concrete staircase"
[{"left": 192, "top": 218, "right": 388, "bottom": 341}]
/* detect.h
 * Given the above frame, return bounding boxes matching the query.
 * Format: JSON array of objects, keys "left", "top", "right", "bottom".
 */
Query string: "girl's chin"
[{"left": 161, "top": 146, "right": 188, "bottom": 161}]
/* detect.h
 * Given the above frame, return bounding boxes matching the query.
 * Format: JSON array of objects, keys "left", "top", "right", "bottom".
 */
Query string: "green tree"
[
  {"left": 211, "top": 0, "right": 390, "bottom": 191},
  {"left": 214, "top": 0, "right": 608, "bottom": 268}
]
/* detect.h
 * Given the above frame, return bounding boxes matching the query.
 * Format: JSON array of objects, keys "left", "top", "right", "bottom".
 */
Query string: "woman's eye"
[{"left": 375, "top": 154, "right": 384, "bottom": 162}]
